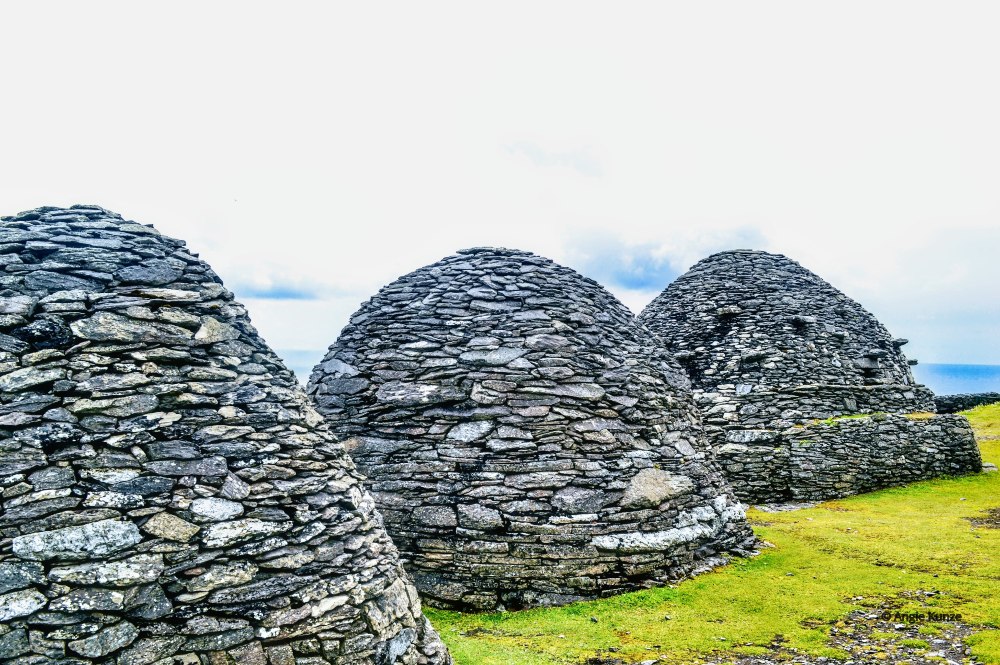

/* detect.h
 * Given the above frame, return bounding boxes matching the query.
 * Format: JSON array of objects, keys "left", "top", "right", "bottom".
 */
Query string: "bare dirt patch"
[{"left": 967, "top": 507, "right": 1000, "bottom": 529}]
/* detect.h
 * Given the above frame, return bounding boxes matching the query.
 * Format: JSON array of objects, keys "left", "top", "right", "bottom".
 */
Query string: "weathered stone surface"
[
  {"left": 0, "top": 628, "right": 30, "bottom": 658},
  {"left": 185, "top": 562, "right": 257, "bottom": 592},
  {"left": 0, "top": 366, "right": 65, "bottom": 392},
  {"left": 49, "top": 587, "right": 126, "bottom": 612},
  {"left": 446, "top": 421, "right": 493, "bottom": 442},
  {"left": 76, "top": 371, "right": 152, "bottom": 392},
  {"left": 26, "top": 270, "right": 98, "bottom": 292},
  {"left": 117, "top": 636, "right": 185, "bottom": 665},
  {"left": 145, "top": 456, "right": 227, "bottom": 477},
  {"left": 0, "top": 295, "right": 35, "bottom": 316},
  {"left": 0, "top": 562, "right": 45, "bottom": 594},
  {"left": 12, "top": 519, "right": 142, "bottom": 561},
  {"left": 116, "top": 260, "right": 181, "bottom": 285},
  {"left": 194, "top": 316, "right": 240, "bottom": 343},
  {"left": 0, "top": 589, "right": 47, "bottom": 621},
  {"left": 375, "top": 381, "right": 466, "bottom": 406},
  {"left": 189, "top": 497, "right": 243, "bottom": 522},
  {"left": 621, "top": 469, "right": 695, "bottom": 509},
  {"left": 0, "top": 206, "right": 451, "bottom": 665},
  {"left": 593, "top": 522, "right": 720, "bottom": 553},
  {"left": 48, "top": 554, "right": 164, "bottom": 586},
  {"left": 201, "top": 518, "right": 290, "bottom": 548},
  {"left": 68, "top": 620, "right": 138, "bottom": 657},
  {"left": 413, "top": 507, "right": 457, "bottom": 528},
  {"left": 551, "top": 487, "right": 609, "bottom": 514},
  {"left": 68, "top": 394, "right": 159, "bottom": 417},
  {"left": 457, "top": 504, "right": 503, "bottom": 530},
  {"left": 70, "top": 311, "right": 193, "bottom": 344},
  {"left": 140, "top": 512, "right": 200, "bottom": 541},
  {"left": 640, "top": 250, "right": 983, "bottom": 503},
  {"left": 309, "top": 247, "right": 754, "bottom": 611},
  {"left": 458, "top": 347, "right": 528, "bottom": 365}
]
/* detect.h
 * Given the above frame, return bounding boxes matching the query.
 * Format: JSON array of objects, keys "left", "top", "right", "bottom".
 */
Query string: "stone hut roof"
[
  {"left": 638, "top": 250, "right": 979, "bottom": 504},
  {"left": 641, "top": 250, "right": 924, "bottom": 395},
  {"left": 0, "top": 206, "right": 449, "bottom": 664},
  {"left": 307, "top": 247, "right": 754, "bottom": 612}
]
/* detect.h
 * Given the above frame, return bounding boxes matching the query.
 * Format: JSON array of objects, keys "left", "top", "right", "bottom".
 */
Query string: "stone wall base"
[{"left": 714, "top": 414, "right": 983, "bottom": 504}]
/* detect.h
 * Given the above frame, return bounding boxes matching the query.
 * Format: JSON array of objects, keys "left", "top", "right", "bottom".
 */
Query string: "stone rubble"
[
  {"left": 0, "top": 206, "right": 450, "bottom": 665},
  {"left": 640, "top": 250, "right": 982, "bottom": 504},
  {"left": 307, "top": 248, "right": 756, "bottom": 612}
]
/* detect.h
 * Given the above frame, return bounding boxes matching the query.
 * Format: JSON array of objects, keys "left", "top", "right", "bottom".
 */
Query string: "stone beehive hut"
[
  {"left": 640, "top": 250, "right": 981, "bottom": 503},
  {"left": 0, "top": 206, "right": 450, "bottom": 665},
  {"left": 307, "top": 248, "right": 754, "bottom": 612}
]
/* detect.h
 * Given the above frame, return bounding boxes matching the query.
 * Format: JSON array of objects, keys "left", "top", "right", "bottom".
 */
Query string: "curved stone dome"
[
  {"left": 307, "top": 248, "right": 754, "bottom": 611},
  {"left": 0, "top": 207, "right": 450, "bottom": 664},
  {"left": 640, "top": 250, "right": 927, "bottom": 399},
  {"left": 640, "top": 250, "right": 980, "bottom": 503}
]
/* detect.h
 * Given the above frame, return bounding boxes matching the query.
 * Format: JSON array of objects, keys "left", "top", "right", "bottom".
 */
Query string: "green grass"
[
  {"left": 816, "top": 412, "right": 886, "bottom": 425},
  {"left": 811, "top": 411, "right": 935, "bottom": 427},
  {"left": 963, "top": 402, "right": 1000, "bottom": 441},
  {"left": 428, "top": 408, "right": 1000, "bottom": 664}
]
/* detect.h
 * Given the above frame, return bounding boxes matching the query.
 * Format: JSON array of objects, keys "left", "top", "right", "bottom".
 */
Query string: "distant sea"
[
  {"left": 277, "top": 351, "right": 1000, "bottom": 397},
  {"left": 277, "top": 349, "right": 326, "bottom": 385},
  {"left": 912, "top": 364, "right": 1000, "bottom": 396}
]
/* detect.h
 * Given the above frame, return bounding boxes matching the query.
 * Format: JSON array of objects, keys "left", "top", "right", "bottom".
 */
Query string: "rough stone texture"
[
  {"left": 307, "top": 247, "right": 755, "bottom": 611},
  {"left": 640, "top": 250, "right": 982, "bottom": 503},
  {"left": 723, "top": 413, "right": 982, "bottom": 501},
  {"left": 934, "top": 392, "right": 1000, "bottom": 414},
  {"left": 0, "top": 206, "right": 450, "bottom": 664}
]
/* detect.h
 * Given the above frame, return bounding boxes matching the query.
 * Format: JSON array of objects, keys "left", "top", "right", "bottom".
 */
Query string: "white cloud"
[{"left": 1, "top": 0, "right": 998, "bottom": 374}]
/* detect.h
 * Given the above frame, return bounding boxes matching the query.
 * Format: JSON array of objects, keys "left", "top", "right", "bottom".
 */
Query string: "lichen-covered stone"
[
  {"left": 0, "top": 206, "right": 450, "bottom": 664},
  {"left": 640, "top": 250, "right": 983, "bottom": 502},
  {"left": 309, "top": 247, "right": 754, "bottom": 611},
  {"left": 67, "top": 620, "right": 139, "bottom": 658},
  {"left": 0, "top": 589, "right": 47, "bottom": 621},
  {"left": 140, "top": 511, "right": 200, "bottom": 542},
  {"left": 11, "top": 518, "right": 142, "bottom": 561}
]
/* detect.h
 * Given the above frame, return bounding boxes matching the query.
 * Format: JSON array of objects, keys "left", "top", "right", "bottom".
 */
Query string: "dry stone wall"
[
  {"left": 934, "top": 393, "right": 1000, "bottom": 414},
  {"left": 720, "top": 414, "right": 981, "bottom": 501},
  {"left": 307, "top": 248, "right": 755, "bottom": 612},
  {"left": 0, "top": 206, "right": 450, "bottom": 665},
  {"left": 640, "top": 250, "right": 981, "bottom": 503}
]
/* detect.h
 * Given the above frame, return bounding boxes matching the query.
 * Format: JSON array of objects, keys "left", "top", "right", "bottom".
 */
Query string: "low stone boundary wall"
[
  {"left": 715, "top": 414, "right": 982, "bottom": 504},
  {"left": 934, "top": 393, "right": 1000, "bottom": 414},
  {"left": 695, "top": 383, "right": 936, "bottom": 434}
]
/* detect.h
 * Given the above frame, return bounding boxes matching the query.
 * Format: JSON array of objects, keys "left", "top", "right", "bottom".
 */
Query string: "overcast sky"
[{"left": 2, "top": 2, "right": 998, "bottom": 382}]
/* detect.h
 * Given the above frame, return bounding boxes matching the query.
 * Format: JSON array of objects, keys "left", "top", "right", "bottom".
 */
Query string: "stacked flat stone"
[
  {"left": 307, "top": 248, "right": 754, "bottom": 612},
  {"left": 934, "top": 393, "right": 1000, "bottom": 414},
  {"left": 640, "top": 250, "right": 982, "bottom": 503},
  {"left": 0, "top": 206, "right": 450, "bottom": 665}
]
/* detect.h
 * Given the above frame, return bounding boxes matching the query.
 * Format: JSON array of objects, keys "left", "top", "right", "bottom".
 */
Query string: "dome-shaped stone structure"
[
  {"left": 640, "top": 250, "right": 982, "bottom": 503},
  {"left": 0, "top": 206, "right": 450, "bottom": 665},
  {"left": 307, "top": 248, "right": 754, "bottom": 612}
]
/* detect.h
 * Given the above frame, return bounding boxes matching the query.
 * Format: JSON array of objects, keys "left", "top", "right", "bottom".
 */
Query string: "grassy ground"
[{"left": 428, "top": 403, "right": 1000, "bottom": 664}]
